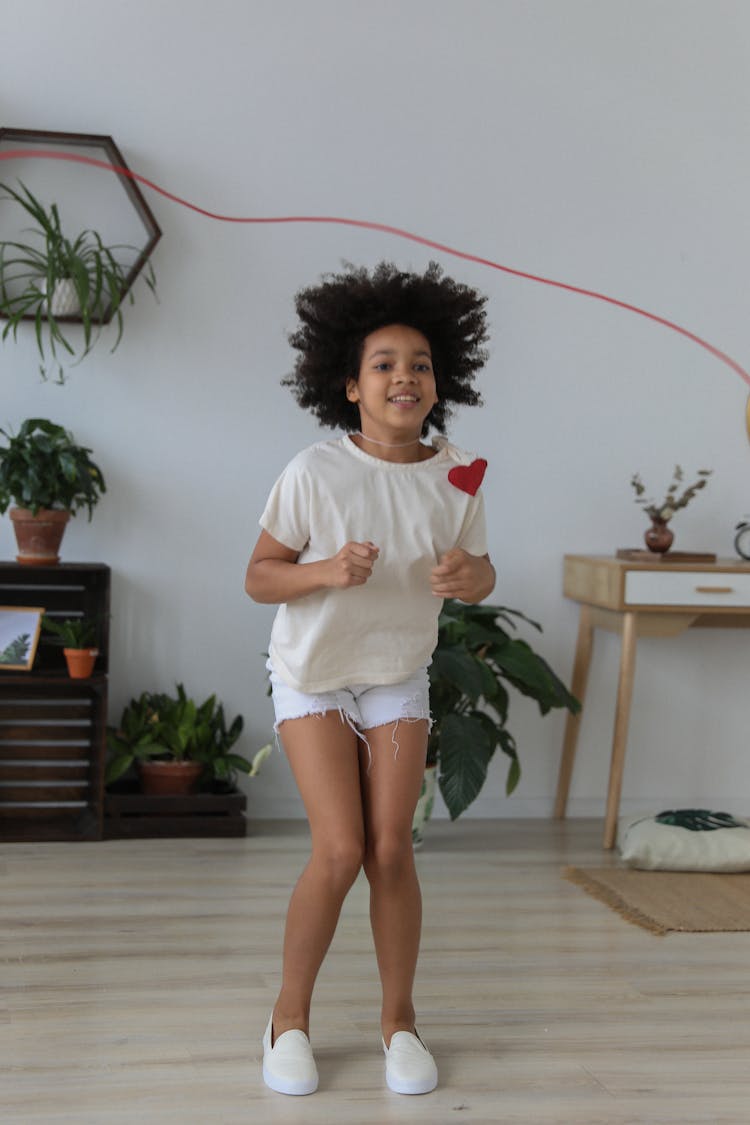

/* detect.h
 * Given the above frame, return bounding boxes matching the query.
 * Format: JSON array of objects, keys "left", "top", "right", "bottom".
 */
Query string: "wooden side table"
[{"left": 553, "top": 554, "right": 750, "bottom": 848}]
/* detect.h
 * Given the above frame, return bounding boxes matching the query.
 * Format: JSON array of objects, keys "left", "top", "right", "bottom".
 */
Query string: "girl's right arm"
[{"left": 244, "top": 529, "right": 379, "bottom": 605}]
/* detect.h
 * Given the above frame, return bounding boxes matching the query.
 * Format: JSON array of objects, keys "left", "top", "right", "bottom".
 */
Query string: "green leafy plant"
[
  {"left": 428, "top": 599, "right": 580, "bottom": 820},
  {"left": 0, "top": 418, "right": 106, "bottom": 518},
  {"left": 42, "top": 615, "right": 98, "bottom": 649},
  {"left": 0, "top": 179, "right": 157, "bottom": 381},
  {"left": 630, "top": 465, "right": 712, "bottom": 523},
  {"left": 0, "top": 633, "right": 30, "bottom": 665},
  {"left": 105, "top": 683, "right": 270, "bottom": 790}
]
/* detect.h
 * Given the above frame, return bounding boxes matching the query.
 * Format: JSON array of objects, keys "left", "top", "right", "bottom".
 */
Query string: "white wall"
[{"left": 2, "top": 0, "right": 749, "bottom": 819}]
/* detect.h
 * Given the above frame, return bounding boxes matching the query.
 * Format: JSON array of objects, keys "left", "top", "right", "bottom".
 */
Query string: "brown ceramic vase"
[{"left": 644, "top": 517, "right": 674, "bottom": 554}]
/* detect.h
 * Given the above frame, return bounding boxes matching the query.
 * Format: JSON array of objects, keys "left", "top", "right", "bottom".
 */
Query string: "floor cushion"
[{"left": 618, "top": 809, "right": 750, "bottom": 871}]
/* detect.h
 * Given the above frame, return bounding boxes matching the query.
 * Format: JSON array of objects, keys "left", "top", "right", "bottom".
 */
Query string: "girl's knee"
[
  {"left": 313, "top": 838, "right": 365, "bottom": 889},
  {"left": 363, "top": 833, "right": 414, "bottom": 882}
]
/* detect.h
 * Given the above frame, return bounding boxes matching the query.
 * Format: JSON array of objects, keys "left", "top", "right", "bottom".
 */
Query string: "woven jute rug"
[{"left": 563, "top": 866, "right": 750, "bottom": 935}]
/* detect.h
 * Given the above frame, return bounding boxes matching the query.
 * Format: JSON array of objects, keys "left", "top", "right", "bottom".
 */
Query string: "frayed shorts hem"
[{"left": 266, "top": 660, "right": 432, "bottom": 763}]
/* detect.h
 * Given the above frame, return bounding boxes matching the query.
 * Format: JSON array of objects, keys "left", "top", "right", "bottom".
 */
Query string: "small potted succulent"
[
  {"left": 418, "top": 598, "right": 579, "bottom": 834},
  {"left": 105, "top": 683, "right": 270, "bottom": 796},
  {"left": 0, "top": 418, "right": 106, "bottom": 564},
  {"left": 630, "top": 465, "right": 712, "bottom": 553},
  {"left": 42, "top": 615, "right": 100, "bottom": 678},
  {"left": 0, "top": 179, "right": 157, "bottom": 381}
]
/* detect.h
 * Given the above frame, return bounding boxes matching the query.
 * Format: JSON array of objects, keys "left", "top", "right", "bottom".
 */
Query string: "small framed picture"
[{"left": 0, "top": 607, "right": 45, "bottom": 671}]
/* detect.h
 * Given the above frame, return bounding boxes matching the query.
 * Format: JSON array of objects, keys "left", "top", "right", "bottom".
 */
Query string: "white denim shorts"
[{"left": 266, "top": 659, "right": 432, "bottom": 761}]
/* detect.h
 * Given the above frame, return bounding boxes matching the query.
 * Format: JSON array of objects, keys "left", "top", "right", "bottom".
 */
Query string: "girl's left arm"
[{"left": 430, "top": 549, "right": 496, "bottom": 604}]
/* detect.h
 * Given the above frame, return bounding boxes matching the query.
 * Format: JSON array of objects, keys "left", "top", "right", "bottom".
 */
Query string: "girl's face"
[{"left": 346, "top": 324, "right": 438, "bottom": 437}]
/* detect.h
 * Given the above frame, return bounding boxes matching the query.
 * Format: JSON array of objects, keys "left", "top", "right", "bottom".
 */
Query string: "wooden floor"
[{"left": 2, "top": 818, "right": 749, "bottom": 1125}]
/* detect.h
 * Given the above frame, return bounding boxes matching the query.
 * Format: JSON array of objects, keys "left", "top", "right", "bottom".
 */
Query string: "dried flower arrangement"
[{"left": 630, "top": 466, "right": 712, "bottom": 523}]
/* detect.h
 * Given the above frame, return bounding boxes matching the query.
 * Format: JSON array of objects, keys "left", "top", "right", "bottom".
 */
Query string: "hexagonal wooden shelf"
[{"left": 0, "top": 127, "right": 161, "bottom": 324}]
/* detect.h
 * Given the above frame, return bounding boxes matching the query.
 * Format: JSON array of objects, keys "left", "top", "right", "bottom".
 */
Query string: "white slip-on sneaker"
[
  {"left": 262, "top": 1015, "right": 318, "bottom": 1095},
  {"left": 382, "top": 1029, "right": 438, "bottom": 1095}
]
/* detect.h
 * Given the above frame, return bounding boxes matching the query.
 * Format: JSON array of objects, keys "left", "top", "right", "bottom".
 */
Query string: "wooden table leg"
[
  {"left": 553, "top": 604, "right": 594, "bottom": 819},
  {"left": 603, "top": 610, "right": 637, "bottom": 849}
]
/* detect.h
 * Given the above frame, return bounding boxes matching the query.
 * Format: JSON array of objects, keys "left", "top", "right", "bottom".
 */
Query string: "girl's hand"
[
  {"left": 245, "top": 530, "right": 379, "bottom": 604},
  {"left": 430, "top": 549, "right": 496, "bottom": 604},
  {"left": 326, "top": 541, "right": 379, "bottom": 588}
]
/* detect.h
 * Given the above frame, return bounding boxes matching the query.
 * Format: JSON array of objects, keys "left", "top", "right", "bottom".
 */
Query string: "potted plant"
[
  {"left": 42, "top": 615, "right": 99, "bottom": 678},
  {"left": 0, "top": 179, "right": 157, "bottom": 381},
  {"left": 630, "top": 465, "right": 712, "bottom": 553},
  {"left": 424, "top": 598, "right": 580, "bottom": 825},
  {"left": 105, "top": 683, "right": 270, "bottom": 796},
  {"left": 0, "top": 418, "right": 106, "bottom": 564}
]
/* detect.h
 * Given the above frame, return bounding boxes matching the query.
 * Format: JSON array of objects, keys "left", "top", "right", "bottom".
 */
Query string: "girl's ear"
[{"left": 346, "top": 377, "right": 359, "bottom": 403}]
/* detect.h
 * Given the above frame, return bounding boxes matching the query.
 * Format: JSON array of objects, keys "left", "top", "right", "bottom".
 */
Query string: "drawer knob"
[{"left": 694, "top": 585, "right": 734, "bottom": 594}]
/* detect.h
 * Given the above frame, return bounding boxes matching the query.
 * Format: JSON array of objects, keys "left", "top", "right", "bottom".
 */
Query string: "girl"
[{"left": 245, "top": 261, "right": 495, "bottom": 1096}]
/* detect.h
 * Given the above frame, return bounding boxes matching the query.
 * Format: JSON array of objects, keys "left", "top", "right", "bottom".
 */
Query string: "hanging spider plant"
[{"left": 0, "top": 179, "right": 157, "bottom": 382}]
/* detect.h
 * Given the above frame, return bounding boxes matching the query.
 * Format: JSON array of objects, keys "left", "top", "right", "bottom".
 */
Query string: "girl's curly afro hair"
[{"left": 283, "top": 261, "right": 489, "bottom": 434}]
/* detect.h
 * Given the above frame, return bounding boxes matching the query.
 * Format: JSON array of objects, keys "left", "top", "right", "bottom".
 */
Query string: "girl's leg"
[
  {"left": 272, "top": 712, "right": 365, "bottom": 1041},
  {"left": 359, "top": 720, "right": 429, "bottom": 1046}
]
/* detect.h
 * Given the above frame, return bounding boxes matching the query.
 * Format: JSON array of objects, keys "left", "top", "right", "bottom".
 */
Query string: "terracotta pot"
[
  {"left": 139, "top": 760, "right": 204, "bottom": 796},
  {"left": 63, "top": 647, "right": 98, "bottom": 678},
  {"left": 9, "top": 507, "right": 71, "bottom": 565},
  {"left": 644, "top": 517, "right": 674, "bottom": 554}
]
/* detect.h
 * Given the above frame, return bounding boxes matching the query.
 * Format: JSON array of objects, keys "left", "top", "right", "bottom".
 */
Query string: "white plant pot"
[
  {"left": 412, "top": 764, "right": 437, "bottom": 849},
  {"left": 43, "top": 277, "right": 81, "bottom": 317}
]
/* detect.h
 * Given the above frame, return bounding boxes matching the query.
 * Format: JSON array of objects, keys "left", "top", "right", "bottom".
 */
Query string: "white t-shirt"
[{"left": 259, "top": 435, "right": 488, "bottom": 693}]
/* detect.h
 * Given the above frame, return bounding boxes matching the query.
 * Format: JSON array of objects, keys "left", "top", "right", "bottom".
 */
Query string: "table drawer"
[{"left": 624, "top": 570, "right": 750, "bottom": 607}]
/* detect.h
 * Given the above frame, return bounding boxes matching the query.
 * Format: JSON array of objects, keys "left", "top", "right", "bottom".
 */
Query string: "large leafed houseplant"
[
  {"left": 105, "top": 683, "right": 271, "bottom": 795},
  {"left": 428, "top": 599, "right": 580, "bottom": 819},
  {"left": 0, "top": 417, "right": 106, "bottom": 564}
]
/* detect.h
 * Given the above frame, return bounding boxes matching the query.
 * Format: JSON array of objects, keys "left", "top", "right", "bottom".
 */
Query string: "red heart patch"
[{"left": 448, "top": 458, "right": 487, "bottom": 496}]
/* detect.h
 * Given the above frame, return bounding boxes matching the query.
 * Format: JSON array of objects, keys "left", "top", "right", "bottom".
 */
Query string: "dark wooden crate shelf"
[
  {"left": 0, "top": 562, "right": 111, "bottom": 676},
  {"left": 0, "top": 808, "right": 100, "bottom": 842},
  {"left": 104, "top": 781, "right": 248, "bottom": 839},
  {"left": 0, "top": 563, "right": 110, "bottom": 841},
  {"left": 0, "top": 676, "right": 107, "bottom": 841}
]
